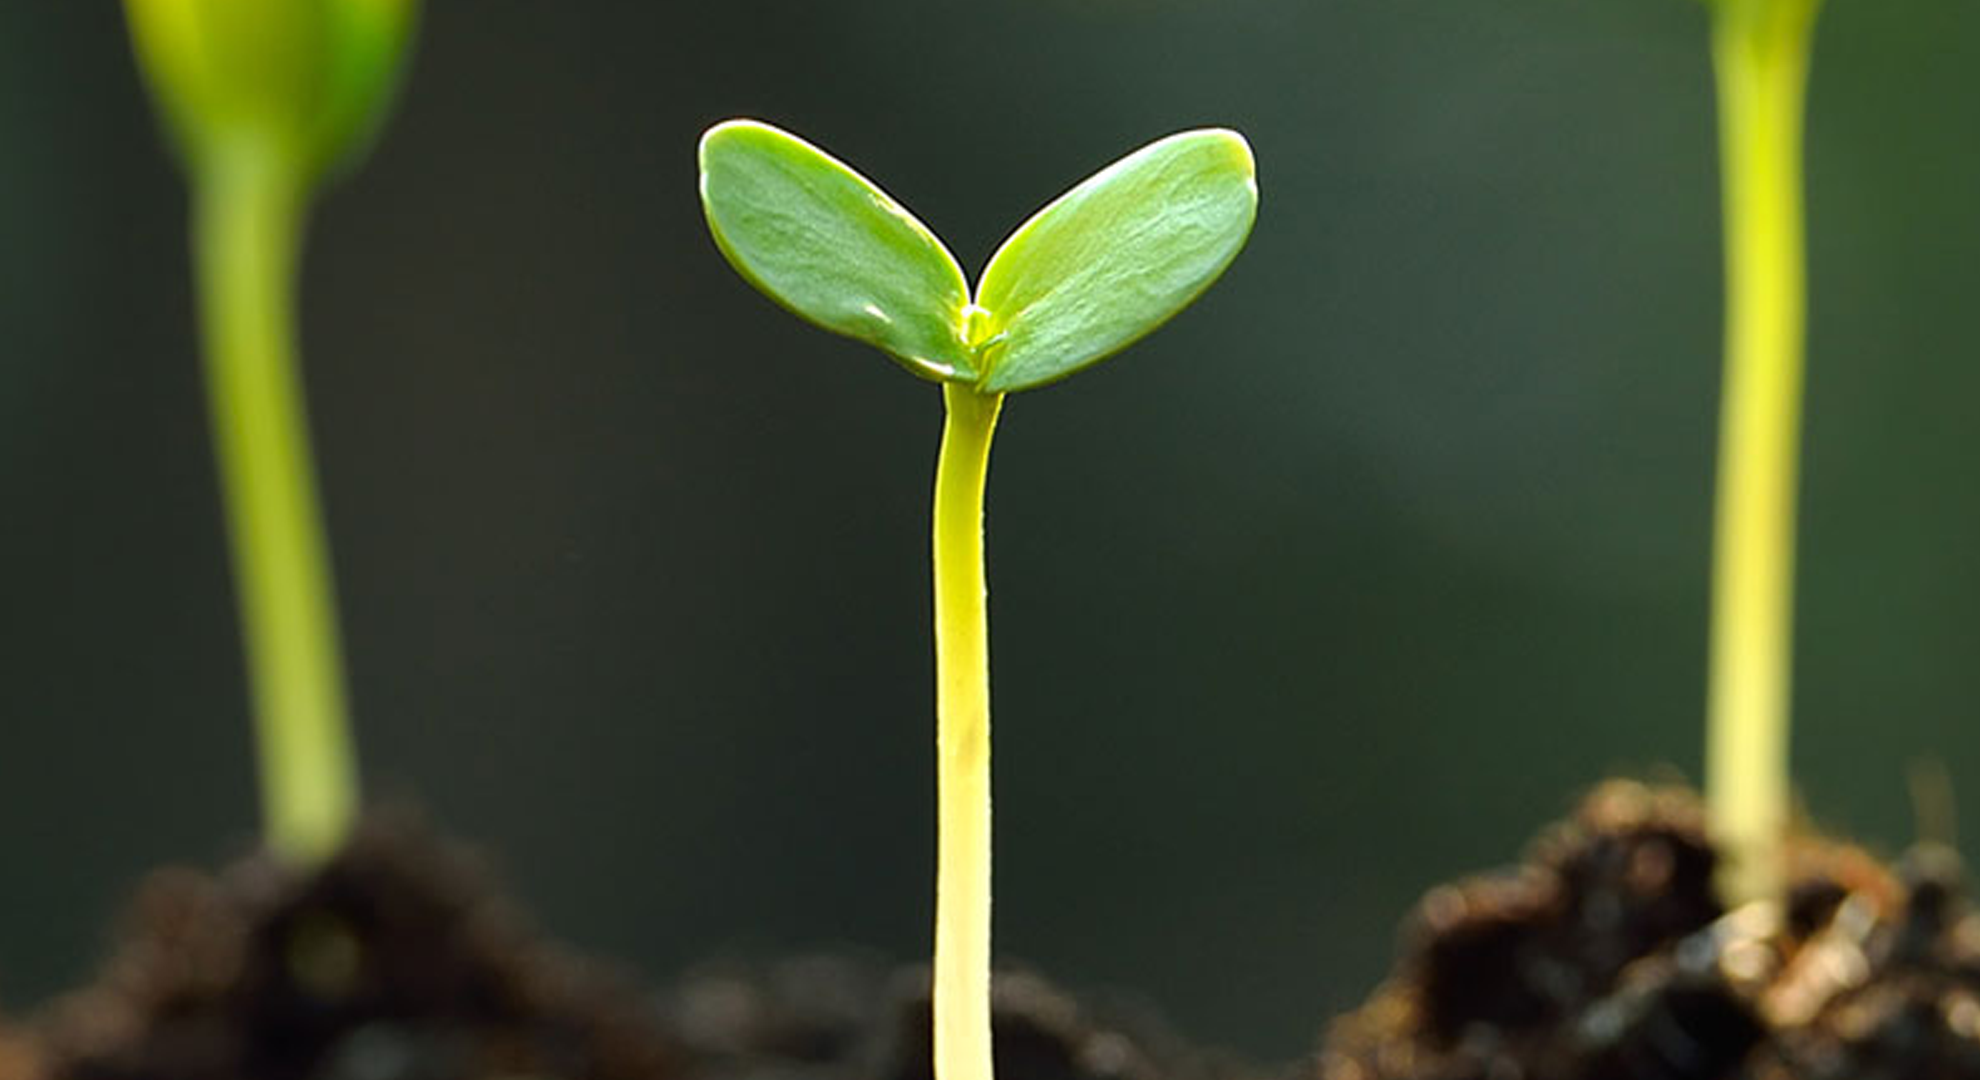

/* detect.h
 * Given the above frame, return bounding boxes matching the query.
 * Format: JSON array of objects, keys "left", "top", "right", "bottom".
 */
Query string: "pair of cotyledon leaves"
[{"left": 698, "top": 120, "right": 1258, "bottom": 394}]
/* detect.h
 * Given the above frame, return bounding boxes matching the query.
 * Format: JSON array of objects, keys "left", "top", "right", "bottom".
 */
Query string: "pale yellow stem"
[
  {"left": 1705, "top": 0, "right": 1819, "bottom": 909},
  {"left": 931, "top": 382, "right": 1003, "bottom": 1080},
  {"left": 193, "top": 136, "right": 359, "bottom": 864}
]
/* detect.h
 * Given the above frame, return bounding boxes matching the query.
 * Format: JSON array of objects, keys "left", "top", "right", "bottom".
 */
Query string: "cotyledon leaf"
[
  {"left": 699, "top": 120, "right": 976, "bottom": 382},
  {"left": 122, "top": 0, "right": 418, "bottom": 179},
  {"left": 972, "top": 129, "right": 1257, "bottom": 393}
]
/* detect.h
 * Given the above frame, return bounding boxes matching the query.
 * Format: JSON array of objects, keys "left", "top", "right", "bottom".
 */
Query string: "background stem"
[
  {"left": 1705, "top": 0, "right": 1818, "bottom": 909},
  {"left": 931, "top": 383, "right": 1004, "bottom": 1080},
  {"left": 193, "top": 137, "right": 358, "bottom": 865}
]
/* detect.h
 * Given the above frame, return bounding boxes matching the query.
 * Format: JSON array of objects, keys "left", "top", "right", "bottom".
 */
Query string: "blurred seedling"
[
  {"left": 123, "top": 0, "right": 418, "bottom": 864},
  {"left": 1698, "top": 0, "right": 1821, "bottom": 911},
  {"left": 698, "top": 119, "right": 1257, "bottom": 1080}
]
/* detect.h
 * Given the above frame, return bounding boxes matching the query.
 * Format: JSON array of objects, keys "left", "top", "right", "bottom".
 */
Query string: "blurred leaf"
[
  {"left": 973, "top": 130, "right": 1258, "bottom": 393},
  {"left": 122, "top": 0, "right": 418, "bottom": 181},
  {"left": 699, "top": 120, "right": 975, "bottom": 383},
  {"left": 315, "top": 0, "right": 421, "bottom": 181}
]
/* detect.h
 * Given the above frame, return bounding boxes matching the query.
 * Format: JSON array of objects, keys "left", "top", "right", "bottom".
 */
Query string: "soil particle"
[
  {"left": 29, "top": 813, "right": 682, "bottom": 1080},
  {"left": 1320, "top": 781, "right": 1980, "bottom": 1080}
]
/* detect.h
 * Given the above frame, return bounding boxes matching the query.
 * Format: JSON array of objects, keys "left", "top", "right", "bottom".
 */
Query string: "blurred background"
[{"left": 4, "top": 0, "right": 1979, "bottom": 1061}]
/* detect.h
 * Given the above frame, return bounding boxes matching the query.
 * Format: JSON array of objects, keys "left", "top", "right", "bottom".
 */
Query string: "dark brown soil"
[
  {"left": 1320, "top": 781, "right": 1980, "bottom": 1080},
  {"left": 663, "top": 954, "right": 1252, "bottom": 1080},
  {"left": 27, "top": 781, "right": 1971, "bottom": 1080},
  {"left": 25, "top": 813, "right": 683, "bottom": 1080},
  {"left": 0, "top": 816, "right": 1243, "bottom": 1080}
]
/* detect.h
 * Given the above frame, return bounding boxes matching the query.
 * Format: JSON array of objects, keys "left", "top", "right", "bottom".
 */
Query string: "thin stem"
[
  {"left": 1704, "top": 0, "right": 1818, "bottom": 909},
  {"left": 931, "top": 382, "right": 1004, "bottom": 1080},
  {"left": 193, "top": 136, "right": 358, "bottom": 865}
]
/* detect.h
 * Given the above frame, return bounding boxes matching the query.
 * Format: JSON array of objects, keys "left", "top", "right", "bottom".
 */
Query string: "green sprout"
[
  {"left": 123, "top": 0, "right": 418, "bottom": 864},
  {"left": 1699, "top": 0, "right": 1822, "bottom": 909},
  {"left": 698, "top": 119, "right": 1257, "bottom": 1080}
]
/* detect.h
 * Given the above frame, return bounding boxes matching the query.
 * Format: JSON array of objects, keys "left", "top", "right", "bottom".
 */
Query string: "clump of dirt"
[
  {"left": 27, "top": 814, "right": 683, "bottom": 1080},
  {"left": 3, "top": 815, "right": 1245, "bottom": 1080},
  {"left": 1320, "top": 780, "right": 1980, "bottom": 1080},
  {"left": 663, "top": 954, "right": 1253, "bottom": 1080}
]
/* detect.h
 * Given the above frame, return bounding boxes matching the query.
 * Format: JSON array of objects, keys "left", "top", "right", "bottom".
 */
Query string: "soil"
[
  {"left": 13, "top": 782, "right": 1976, "bottom": 1080},
  {"left": 0, "top": 816, "right": 1245, "bottom": 1080},
  {"left": 21, "top": 813, "right": 683, "bottom": 1080},
  {"left": 1319, "top": 780, "right": 1980, "bottom": 1080},
  {"left": 662, "top": 955, "right": 1253, "bottom": 1080}
]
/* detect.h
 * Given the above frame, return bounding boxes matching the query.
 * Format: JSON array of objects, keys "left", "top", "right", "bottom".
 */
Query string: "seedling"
[
  {"left": 1699, "top": 0, "right": 1822, "bottom": 908},
  {"left": 698, "top": 120, "right": 1256, "bottom": 1080},
  {"left": 123, "top": 0, "right": 418, "bottom": 864}
]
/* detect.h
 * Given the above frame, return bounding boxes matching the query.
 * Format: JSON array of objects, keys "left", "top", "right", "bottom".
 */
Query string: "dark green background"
[{"left": 4, "top": 0, "right": 1977, "bottom": 1060}]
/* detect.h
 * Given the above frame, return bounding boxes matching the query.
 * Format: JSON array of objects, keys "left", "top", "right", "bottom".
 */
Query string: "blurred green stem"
[
  {"left": 1705, "top": 0, "right": 1818, "bottom": 909},
  {"left": 931, "top": 382, "right": 1004, "bottom": 1080},
  {"left": 193, "top": 136, "right": 357, "bottom": 865}
]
